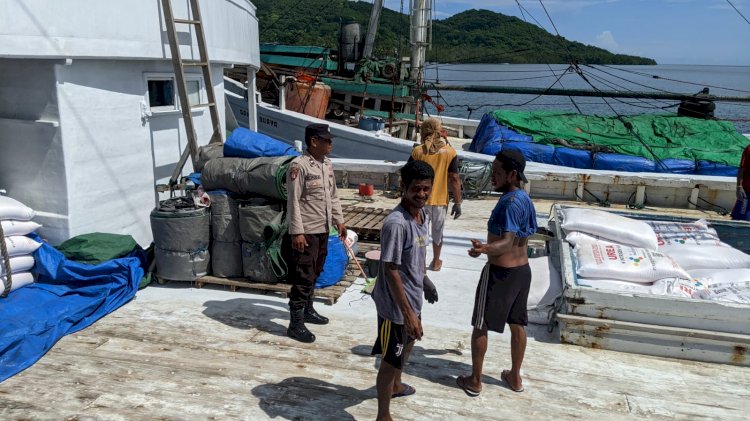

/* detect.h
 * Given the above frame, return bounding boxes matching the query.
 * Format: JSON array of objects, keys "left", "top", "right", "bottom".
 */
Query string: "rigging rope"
[
  {"left": 598, "top": 64, "right": 750, "bottom": 94},
  {"left": 726, "top": 0, "right": 750, "bottom": 26}
]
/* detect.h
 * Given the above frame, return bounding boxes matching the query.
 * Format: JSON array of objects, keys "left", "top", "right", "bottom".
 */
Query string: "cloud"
[{"left": 593, "top": 30, "right": 619, "bottom": 52}]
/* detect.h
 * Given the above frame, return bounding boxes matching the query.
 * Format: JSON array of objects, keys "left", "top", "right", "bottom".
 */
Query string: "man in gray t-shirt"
[
  {"left": 371, "top": 160, "right": 435, "bottom": 421},
  {"left": 371, "top": 205, "right": 427, "bottom": 324}
]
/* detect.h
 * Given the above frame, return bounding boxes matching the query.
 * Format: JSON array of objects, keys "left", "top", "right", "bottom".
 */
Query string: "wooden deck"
[
  {"left": 343, "top": 205, "right": 390, "bottom": 242},
  {"left": 1, "top": 287, "right": 749, "bottom": 420},
  {"left": 191, "top": 269, "right": 357, "bottom": 306}
]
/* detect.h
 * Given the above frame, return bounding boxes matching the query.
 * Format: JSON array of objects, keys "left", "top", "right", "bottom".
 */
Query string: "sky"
[{"left": 381, "top": 0, "right": 750, "bottom": 65}]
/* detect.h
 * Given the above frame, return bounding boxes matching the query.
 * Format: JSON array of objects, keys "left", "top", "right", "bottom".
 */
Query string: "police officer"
[{"left": 284, "top": 123, "right": 347, "bottom": 343}]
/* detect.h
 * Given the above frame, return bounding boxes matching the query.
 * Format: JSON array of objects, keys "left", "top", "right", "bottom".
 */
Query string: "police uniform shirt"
[{"left": 287, "top": 152, "right": 344, "bottom": 235}]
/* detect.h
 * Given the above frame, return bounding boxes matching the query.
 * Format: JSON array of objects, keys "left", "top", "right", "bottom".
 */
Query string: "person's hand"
[
  {"left": 337, "top": 223, "right": 347, "bottom": 241},
  {"left": 423, "top": 275, "right": 438, "bottom": 304},
  {"left": 468, "top": 239, "right": 483, "bottom": 258},
  {"left": 451, "top": 202, "right": 462, "bottom": 219},
  {"left": 404, "top": 310, "right": 423, "bottom": 340},
  {"left": 292, "top": 234, "right": 308, "bottom": 252},
  {"left": 738, "top": 186, "right": 747, "bottom": 201}
]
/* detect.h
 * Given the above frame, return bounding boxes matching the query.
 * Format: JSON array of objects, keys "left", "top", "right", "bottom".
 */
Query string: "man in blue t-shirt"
[{"left": 456, "top": 149, "right": 537, "bottom": 397}]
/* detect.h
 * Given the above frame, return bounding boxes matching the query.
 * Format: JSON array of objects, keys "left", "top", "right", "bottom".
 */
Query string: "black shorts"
[
  {"left": 471, "top": 263, "right": 531, "bottom": 333},
  {"left": 371, "top": 316, "right": 416, "bottom": 370}
]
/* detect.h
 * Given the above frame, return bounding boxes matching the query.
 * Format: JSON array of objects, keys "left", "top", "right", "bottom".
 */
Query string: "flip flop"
[
  {"left": 455, "top": 375, "right": 481, "bottom": 397},
  {"left": 391, "top": 383, "right": 416, "bottom": 399},
  {"left": 501, "top": 370, "right": 525, "bottom": 393}
]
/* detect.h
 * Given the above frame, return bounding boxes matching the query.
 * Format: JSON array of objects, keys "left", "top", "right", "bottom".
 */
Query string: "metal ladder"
[{"left": 161, "top": 0, "right": 223, "bottom": 188}]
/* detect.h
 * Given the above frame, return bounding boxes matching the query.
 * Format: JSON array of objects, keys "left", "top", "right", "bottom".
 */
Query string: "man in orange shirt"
[
  {"left": 731, "top": 144, "right": 750, "bottom": 220},
  {"left": 409, "top": 118, "right": 462, "bottom": 271}
]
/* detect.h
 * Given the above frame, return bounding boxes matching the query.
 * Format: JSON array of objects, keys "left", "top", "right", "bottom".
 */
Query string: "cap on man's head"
[
  {"left": 496, "top": 149, "right": 528, "bottom": 183},
  {"left": 305, "top": 123, "right": 334, "bottom": 143}
]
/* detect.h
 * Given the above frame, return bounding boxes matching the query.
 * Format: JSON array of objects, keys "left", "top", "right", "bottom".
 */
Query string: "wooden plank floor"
[{"left": 1, "top": 291, "right": 749, "bottom": 420}]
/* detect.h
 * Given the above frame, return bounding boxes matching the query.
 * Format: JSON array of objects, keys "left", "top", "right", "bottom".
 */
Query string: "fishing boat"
[
  {"left": 2, "top": 2, "right": 749, "bottom": 417},
  {"left": 225, "top": 1, "right": 748, "bottom": 213}
]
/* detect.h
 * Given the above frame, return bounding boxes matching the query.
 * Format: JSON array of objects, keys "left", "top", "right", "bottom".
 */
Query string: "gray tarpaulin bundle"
[
  {"left": 150, "top": 197, "right": 210, "bottom": 281},
  {"left": 207, "top": 191, "right": 242, "bottom": 277},
  {"left": 195, "top": 143, "right": 224, "bottom": 172},
  {"left": 201, "top": 156, "right": 295, "bottom": 200},
  {"left": 238, "top": 201, "right": 284, "bottom": 283}
]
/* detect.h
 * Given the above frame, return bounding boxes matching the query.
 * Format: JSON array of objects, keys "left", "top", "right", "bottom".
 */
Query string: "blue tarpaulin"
[
  {"left": 225, "top": 128, "right": 300, "bottom": 159},
  {"left": 0, "top": 235, "right": 145, "bottom": 382},
  {"left": 315, "top": 233, "right": 348, "bottom": 289},
  {"left": 469, "top": 113, "right": 532, "bottom": 155}
]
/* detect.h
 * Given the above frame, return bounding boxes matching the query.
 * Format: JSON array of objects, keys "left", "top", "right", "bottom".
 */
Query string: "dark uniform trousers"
[{"left": 283, "top": 232, "right": 329, "bottom": 310}]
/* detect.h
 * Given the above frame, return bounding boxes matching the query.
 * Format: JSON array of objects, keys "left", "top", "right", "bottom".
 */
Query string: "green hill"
[{"left": 254, "top": 1, "right": 656, "bottom": 65}]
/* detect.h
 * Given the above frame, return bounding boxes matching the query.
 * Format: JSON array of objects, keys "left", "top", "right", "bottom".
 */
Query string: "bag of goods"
[
  {"left": 0, "top": 220, "right": 41, "bottom": 237},
  {"left": 689, "top": 268, "right": 750, "bottom": 288},
  {"left": 561, "top": 208, "right": 658, "bottom": 250},
  {"left": 0, "top": 196, "right": 35, "bottom": 221},
  {"left": 575, "top": 277, "right": 671, "bottom": 296},
  {"left": 661, "top": 278, "right": 711, "bottom": 299},
  {"left": 574, "top": 238, "right": 690, "bottom": 283},
  {"left": 645, "top": 219, "right": 725, "bottom": 247},
  {"left": 0, "top": 255, "right": 35, "bottom": 276},
  {"left": 0, "top": 271, "right": 35, "bottom": 294},
  {"left": 661, "top": 244, "right": 750, "bottom": 271},
  {"left": 3, "top": 236, "right": 42, "bottom": 258},
  {"left": 565, "top": 231, "right": 606, "bottom": 248},
  {"left": 706, "top": 285, "right": 750, "bottom": 304}
]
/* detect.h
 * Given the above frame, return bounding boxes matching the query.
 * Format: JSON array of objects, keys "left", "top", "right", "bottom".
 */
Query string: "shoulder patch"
[{"left": 290, "top": 165, "right": 299, "bottom": 181}]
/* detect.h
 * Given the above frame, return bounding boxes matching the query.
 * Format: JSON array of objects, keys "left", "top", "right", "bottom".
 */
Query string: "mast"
[
  {"left": 362, "top": 0, "right": 384, "bottom": 59},
  {"left": 409, "top": 0, "right": 432, "bottom": 83}
]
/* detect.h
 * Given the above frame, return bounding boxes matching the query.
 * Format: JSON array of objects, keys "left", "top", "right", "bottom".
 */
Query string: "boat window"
[
  {"left": 145, "top": 73, "right": 205, "bottom": 113},
  {"left": 148, "top": 79, "right": 175, "bottom": 108}
]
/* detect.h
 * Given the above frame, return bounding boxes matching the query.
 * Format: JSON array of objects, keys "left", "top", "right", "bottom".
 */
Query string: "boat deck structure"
[{"left": 2, "top": 191, "right": 749, "bottom": 419}]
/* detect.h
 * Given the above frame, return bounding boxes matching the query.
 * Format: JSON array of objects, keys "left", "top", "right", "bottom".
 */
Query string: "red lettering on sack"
[{"left": 605, "top": 245, "right": 618, "bottom": 260}]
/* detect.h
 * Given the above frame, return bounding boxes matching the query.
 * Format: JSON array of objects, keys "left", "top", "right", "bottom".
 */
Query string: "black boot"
[
  {"left": 287, "top": 307, "right": 316, "bottom": 343},
  {"left": 304, "top": 299, "right": 329, "bottom": 325}
]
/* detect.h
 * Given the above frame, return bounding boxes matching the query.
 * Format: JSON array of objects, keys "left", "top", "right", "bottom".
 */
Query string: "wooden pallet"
[
  {"left": 343, "top": 206, "right": 391, "bottom": 242},
  {"left": 172, "top": 262, "right": 360, "bottom": 306}
]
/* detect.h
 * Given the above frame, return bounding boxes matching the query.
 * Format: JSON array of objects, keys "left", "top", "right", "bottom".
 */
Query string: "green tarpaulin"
[{"left": 492, "top": 110, "right": 748, "bottom": 166}]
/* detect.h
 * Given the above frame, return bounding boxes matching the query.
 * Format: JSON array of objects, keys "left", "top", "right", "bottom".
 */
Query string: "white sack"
[
  {"left": 0, "top": 255, "right": 35, "bottom": 276},
  {"left": 707, "top": 285, "right": 750, "bottom": 304},
  {"left": 574, "top": 239, "right": 690, "bottom": 283},
  {"left": 689, "top": 268, "right": 750, "bottom": 288},
  {"left": 561, "top": 208, "right": 658, "bottom": 250},
  {"left": 0, "top": 220, "right": 41, "bottom": 237},
  {"left": 0, "top": 196, "right": 35, "bottom": 221},
  {"left": 576, "top": 277, "right": 670, "bottom": 295},
  {"left": 1, "top": 271, "right": 35, "bottom": 293},
  {"left": 3, "top": 236, "right": 42, "bottom": 257},
  {"left": 565, "top": 231, "right": 607, "bottom": 247},
  {"left": 645, "top": 219, "right": 724, "bottom": 247},
  {"left": 661, "top": 278, "right": 711, "bottom": 299},
  {"left": 661, "top": 244, "right": 750, "bottom": 271}
]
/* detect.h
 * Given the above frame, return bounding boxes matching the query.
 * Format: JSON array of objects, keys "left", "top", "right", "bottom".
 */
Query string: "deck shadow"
[
  {"left": 350, "top": 344, "right": 503, "bottom": 391},
  {"left": 202, "top": 297, "right": 290, "bottom": 338},
  {"left": 251, "top": 376, "right": 374, "bottom": 420}
]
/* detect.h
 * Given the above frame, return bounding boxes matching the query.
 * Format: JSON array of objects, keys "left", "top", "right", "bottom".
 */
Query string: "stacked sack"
[
  {"left": 561, "top": 207, "right": 750, "bottom": 304},
  {"left": 238, "top": 198, "right": 285, "bottom": 283},
  {"left": 0, "top": 196, "right": 42, "bottom": 295},
  {"left": 195, "top": 130, "right": 297, "bottom": 284},
  {"left": 647, "top": 219, "right": 750, "bottom": 304}
]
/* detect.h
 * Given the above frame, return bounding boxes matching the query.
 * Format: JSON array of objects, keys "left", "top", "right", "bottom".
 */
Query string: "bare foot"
[{"left": 429, "top": 259, "right": 443, "bottom": 272}]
